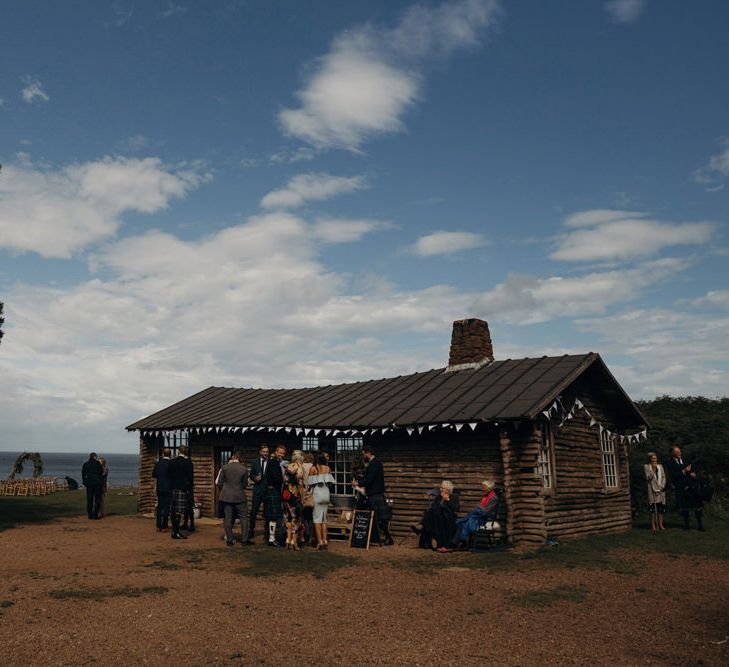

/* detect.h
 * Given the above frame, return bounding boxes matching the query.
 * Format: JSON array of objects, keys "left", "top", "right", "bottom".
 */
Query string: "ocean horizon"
[{"left": 0, "top": 451, "right": 139, "bottom": 487}]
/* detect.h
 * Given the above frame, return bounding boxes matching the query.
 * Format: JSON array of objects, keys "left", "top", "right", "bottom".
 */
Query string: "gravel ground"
[{"left": 0, "top": 516, "right": 727, "bottom": 666}]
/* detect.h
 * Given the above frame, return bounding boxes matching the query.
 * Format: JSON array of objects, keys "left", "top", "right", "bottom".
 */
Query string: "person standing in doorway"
[
  {"left": 81, "top": 453, "right": 104, "bottom": 520},
  {"left": 217, "top": 449, "right": 249, "bottom": 546},
  {"left": 248, "top": 444, "right": 270, "bottom": 541},
  {"left": 352, "top": 445, "right": 393, "bottom": 546},
  {"left": 153, "top": 448, "right": 172, "bottom": 532}
]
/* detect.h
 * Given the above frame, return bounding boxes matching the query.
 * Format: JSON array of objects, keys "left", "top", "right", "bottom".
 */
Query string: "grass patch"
[
  {"left": 0, "top": 487, "right": 138, "bottom": 532},
  {"left": 234, "top": 546, "right": 355, "bottom": 579},
  {"left": 510, "top": 584, "right": 589, "bottom": 609},
  {"left": 401, "top": 510, "right": 729, "bottom": 575},
  {"left": 49, "top": 585, "right": 168, "bottom": 602}
]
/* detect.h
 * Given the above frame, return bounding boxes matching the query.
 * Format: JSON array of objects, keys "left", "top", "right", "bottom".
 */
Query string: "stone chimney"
[{"left": 446, "top": 318, "right": 493, "bottom": 371}]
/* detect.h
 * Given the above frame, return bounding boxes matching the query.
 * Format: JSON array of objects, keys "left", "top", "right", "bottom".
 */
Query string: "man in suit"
[
  {"left": 217, "top": 449, "right": 250, "bottom": 546},
  {"left": 666, "top": 445, "right": 704, "bottom": 531},
  {"left": 152, "top": 447, "right": 172, "bottom": 532},
  {"left": 353, "top": 445, "right": 393, "bottom": 546},
  {"left": 247, "top": 444, "right": 270, "bottom": 540},
  {"left": 81, "top": 452, "right": 104, "bottom": 520},
  {"left": 168, "top": 445, "right": 194, "bottom": 540}
]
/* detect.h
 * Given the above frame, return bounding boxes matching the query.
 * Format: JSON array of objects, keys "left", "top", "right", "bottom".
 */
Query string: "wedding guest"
[
  {"left": 98, "top": 457, "right": 109, "bottom": 518},
  {"left": 283, "top": 450, "right": 305, "bottom": 549},
  {"left": 644, "top": 452, "right": 667, "bottom": 532},
  {"left": 81, "top": 453, "right": 103, "bottom": 520},
  {"left": 152, "top": 448, "right": 172, "bottom": 532},
  {"left": 455, "top": 480, "right": 498, "bottom": 545},
  {"left": 248, "top": 444, "right": 270, "bottom": 540},
  {"left": 217, "top": 449, "right": 249, "bottom": 546},
  {"left": 666, "top": 446, "right": 704, "bottom": 531},
  {"left": 301, "top": 451, "right": 316, "bottom": 547},
  {"left": 263, "top": 445, "right": 286, "bottom": 546},
  {"left": 352, "top": 445, "right": 393, "bottom": 546},
  {"left": 411, "top": 480, "right": 459, "bottom": 552},
  {"left": 307, "top": 453, "right": 335, "bottom": 550},
  {"left": 168, "top": 446, "right": 194, "bottom": 540}
]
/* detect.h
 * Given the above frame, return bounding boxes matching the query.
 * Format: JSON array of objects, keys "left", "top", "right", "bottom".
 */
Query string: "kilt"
[
  {"left": 263, "top": 487, "right": 283, "bottom": 520},
  {"left": 171, "top": 489, "right": 187, "bottom": 515}
]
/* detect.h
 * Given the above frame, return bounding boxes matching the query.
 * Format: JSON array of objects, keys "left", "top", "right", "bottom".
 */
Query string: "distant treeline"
[{"left": 631, "top": 396, "right": 729, "bottom": 510}]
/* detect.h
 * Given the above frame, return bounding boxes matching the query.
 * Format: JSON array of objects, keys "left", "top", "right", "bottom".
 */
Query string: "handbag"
[{"left": 302, "top": 465, "right": 316, "bottom": 508}]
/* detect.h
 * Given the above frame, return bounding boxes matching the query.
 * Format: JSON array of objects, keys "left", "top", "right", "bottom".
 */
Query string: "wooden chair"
[{"left": 469, "top": 488, "right": 504, "bottom": 552}]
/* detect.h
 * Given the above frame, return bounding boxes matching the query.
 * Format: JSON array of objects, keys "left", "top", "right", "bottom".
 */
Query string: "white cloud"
[
  {"left": 279, "top": 0, "right": 500, "bottom": 150},
  {"left": 0, "top": 156, "right": 209, "bottom": 258},
  {"left": 693, "top": 139, "right": 729, "bottom": 191},
  {"left": 576, "top": 307, "right": 729, "bottom": 397},
  {"left": 551, "top": 210, "right": 715, "bottom": 262},
  {"left": 410, "top": 230, "right": 488, "bottom": 256},
  {"left": 260, "top": 172, "right": 367, "bottom": 209},
  {"left": 563, "top": 209, "right": 647, "bottom": 228},
  {"left": 118, "top": 134, "right": 149, "bottom": 152},
  {"left": 20, "top": 76, "right": 50, "bottom": 103},
  {"left": 313, "top": 218, "right": 392, "bottom": 243},
  {"left": 474, "top": 258, "right": 689, "bottom": 324},
  {"left": 605, "top": 0, "right": 647, "bottom": 24},
  {"left": 688, "top": 289, "right": 729, "bottom": 310}
]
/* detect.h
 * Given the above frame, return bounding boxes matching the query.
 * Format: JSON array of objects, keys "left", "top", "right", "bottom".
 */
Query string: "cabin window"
[
  {"left": 600, "top": 430, "right": 619, "bottom": 488},
  {"left": 301, "top": 436, "right": 319, "bottom": 451},
  {"left": 159, "top": 430, "right": 188, "bottom": 458},
  {"left": 538, "top": 421, "right": 554, "bottom": 489},
  {"left": 333, "top": 436, "right": 362, "bottom": 496}
]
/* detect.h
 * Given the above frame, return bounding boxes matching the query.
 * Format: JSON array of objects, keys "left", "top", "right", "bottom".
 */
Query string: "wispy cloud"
[
  {"left": 0, "top": 157, "right": 210, "bottom": 258},
  {"left": 260, "top": 172, "right": 367, "bottom": 209},
  {"left": 693, "top": 139, "right": 729, "bottom": 191},
  {"left": 475, "top": 258, "right": 690, "bottom": 324},
  {"left": 118, "top": 134, "right": 149, "bottom": 152},
  {"left": 279, "top": 0, "right": 500, "bottom": 151},
  {"left": 21, "top": 76, "right": 50, "bottom": 104},
  {"left": 410, "top": 230, "right": 488, "bottom": 257},
  {"left": 551, "top": 209, "right": 715, "bottom": 262},
  {"left": 313, "top": 218, "right": 392, "bottom": 243},
  {"left": 605, "top": 0, "right": 647, "bottom": 24}
]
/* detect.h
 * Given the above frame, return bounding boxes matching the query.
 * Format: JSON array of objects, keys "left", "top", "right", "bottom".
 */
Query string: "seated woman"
[
  {"left": 411, "top": 480, "right": 459, "bottom": 552},
  {"left": 456, "top": 480, "right": 498, "bottom": 545}
]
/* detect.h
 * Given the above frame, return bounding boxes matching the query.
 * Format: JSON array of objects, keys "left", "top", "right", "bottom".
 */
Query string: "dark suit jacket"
[
  {"left": 666, "top": 456, "right": 690, "bottom": 491},
  {"left": 361, "top": 457, "right": 385, "bottom": 496},
  {"left": 264, "top": 457, "right": 284, "bottom": 491},
  {"left": 249, "top": 457, "right": 270, "bottom": 494},
  {"left": 168, "top": 455, "right": 194, "bottom": 493},
  {"left": 152, "top": 458, "right": 172, "bottom": 493},
  {"left": 82, "top": 458, "right": 103, "bottom": 487}
]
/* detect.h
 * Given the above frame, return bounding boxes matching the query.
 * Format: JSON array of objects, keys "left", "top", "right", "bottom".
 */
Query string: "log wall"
[{"left": 543, "top": 378, "right": 633, "bottom": 539}]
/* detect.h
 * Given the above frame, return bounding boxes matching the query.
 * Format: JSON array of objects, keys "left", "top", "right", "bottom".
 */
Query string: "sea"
[{"left": 0, "top": 451, "right": 139, "bottom": 487}]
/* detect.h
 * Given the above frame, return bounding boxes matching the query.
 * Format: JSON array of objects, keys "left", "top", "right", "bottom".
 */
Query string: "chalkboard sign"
[{"left": 349, "top": 509, "right": 374, "bottom": 549}]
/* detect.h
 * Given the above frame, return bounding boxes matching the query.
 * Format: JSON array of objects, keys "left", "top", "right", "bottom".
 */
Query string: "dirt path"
[{"left": 1, "top": 516, "right": 727, "bottom": 666}]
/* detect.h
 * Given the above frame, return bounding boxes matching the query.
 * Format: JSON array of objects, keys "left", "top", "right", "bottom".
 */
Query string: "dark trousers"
[
  {"left": 368, "top": 494, "right": 392, "bottom": 543},
  {"left": 223, "top": 500, "right": 249, "bottom": 543},
  {"left": 248, "top": 488, "right": 265, "bottom": 537},
  {"left": 85, "top": 485, "right": 102, "bottom": 519},
  {"left": 156, "top": 491, "right": 171, "bottom": 529}
]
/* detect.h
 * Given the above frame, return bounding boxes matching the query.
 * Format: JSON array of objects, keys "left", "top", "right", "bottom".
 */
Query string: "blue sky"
[{"left": 1, "top": 0, "right": 727, "bottom": 453}]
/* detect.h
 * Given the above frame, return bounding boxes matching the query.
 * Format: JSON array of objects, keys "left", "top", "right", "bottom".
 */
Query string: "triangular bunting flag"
[
  {"left": 406, "top": 427, "right": 414, "bottom": 436},
  {"left": 575, "top": 399, "right": 583, "bottom": 410},
  {"left": 417, "top": 426, "right": 425, "bottom": 434},
  {"left": 589, "top": 417, "right": 597, "bottom": 427},
  {"left": 469, "top": 422, "right": 478, "bottom": 431}
]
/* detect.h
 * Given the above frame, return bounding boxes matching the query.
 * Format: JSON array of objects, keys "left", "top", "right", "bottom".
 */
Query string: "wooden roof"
[{"left": 127, "top": 352, "right": 644, "bottom": 432}]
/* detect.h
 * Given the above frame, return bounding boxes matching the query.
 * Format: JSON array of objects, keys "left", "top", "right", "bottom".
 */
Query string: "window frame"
[
  {"left": 599, "top": 429, "right": 620, "bottom": 490},
  {"left": 538, "top": 420, "right": 556, "bottom": 492},
  {"left": 332, "top": 436, "right": 362, "bottom": 496},
  {"left": 158, "top": 430, "right": 188, "bottom": 459}
]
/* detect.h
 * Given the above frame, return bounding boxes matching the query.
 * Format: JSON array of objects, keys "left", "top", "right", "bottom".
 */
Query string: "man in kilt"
[
  {"left": 168, "top": 445, "right": 195, "bottom": 540},
  {"left": 263, "top": 444, "right": 287, "bottom": 546}
]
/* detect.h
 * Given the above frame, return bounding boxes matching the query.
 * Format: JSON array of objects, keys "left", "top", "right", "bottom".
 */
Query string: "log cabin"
[{"left": 127, "top": 318, "right": 648, "bottom": 546}]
